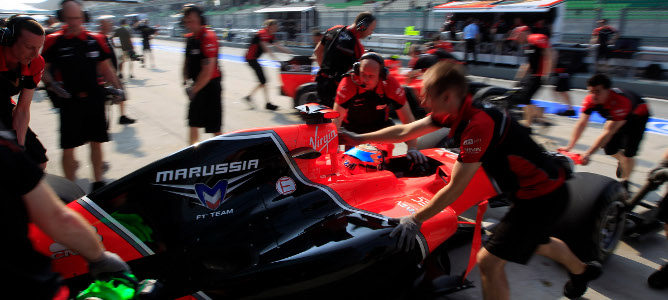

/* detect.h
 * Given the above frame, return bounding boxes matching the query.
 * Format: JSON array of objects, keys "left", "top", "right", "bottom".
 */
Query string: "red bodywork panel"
[
  {"left": 235, "top": 123, "right": 499, "bottom": 253},
  {"left": 28, "top": 200, "right": 144, "bottom": 279},
  {"left": 280, "top": 73, "right": 315, "bottom": 98}
]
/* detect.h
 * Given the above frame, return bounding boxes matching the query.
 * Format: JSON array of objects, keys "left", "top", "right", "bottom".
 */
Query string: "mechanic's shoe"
[
  {"left": 118, "top": 73, "right": 123, "bottom": 79},
  {"left": 616, "top": 162, "right": 622, "bottom": 178},
  {"left": 557, "top": 109, "right": 576, "bottom": 117},
  {"left": 648, "top": 263, "right": 668, "bottom": 289},
  {"left": 243, "top": 96, "right": 256, "bottom": 109},
  {"left": 102, "top": 161, "right": 110, "bottom": 174},
  {"left": 91, "top": 181, "right": 106, "bottom": 192},
  {"left": 119, "top": 115, "right": 136, "bottom": 125},
  {"left": 265, "top": 102, "right": 279, "bottom": 111},
  {"left": 130, "top": 74, "right": 134, "bottom": 79},
  {"left": 563, "top": 261, "right": 602, "bottom": 299}
]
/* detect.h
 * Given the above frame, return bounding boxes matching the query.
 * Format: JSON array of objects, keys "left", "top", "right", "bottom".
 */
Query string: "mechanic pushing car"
[
  {"left": 0, "top": 123, "right": 131, "bottom": 299},
  {"left": 314, "top": 11, "right": 376, "bottom": 107},
  {"left": 182, "top": 4, "right": 223, "bottom": 145},
  {"left": 333, "top": 52, "right": 426, "bottom": 162},
  {"left": 558, "top": 74, "right": 650, "bottom": 192},
  {"left": 243, "top": 19, "right": 294, "bottom": 111},
  {"left": 42, "top": 0, "right": 125, "bottom": 191},
  {"left": 0, "top": 15, "right": 49, "bottom": 168},
  {"left": 339, "top": 61, "right": 602, "bottom": 300}
]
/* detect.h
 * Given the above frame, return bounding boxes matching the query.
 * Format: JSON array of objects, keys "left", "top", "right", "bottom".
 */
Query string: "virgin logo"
[{"left": 309, "top": 126, "right": 337, "bottom": 153}]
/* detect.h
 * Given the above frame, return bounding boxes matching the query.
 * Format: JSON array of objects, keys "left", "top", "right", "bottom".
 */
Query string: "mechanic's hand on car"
[
  {"left": 557, "top": 145, "right": 573, "bottom": 153},
  {"left": 580, "top": 153, "right": 591, "bottom": 166},
  {"left": 389, "top": 215, "right": 422, "bottom": 252},
  {"left": 338, "top": 129, "right": 362, "bottom": 146},
  {"left": 88, "top": 251, "right": 131, "bottom": 279},
  {"left": 407, "top": 148, "right": 428, "bottom": 165},
  {"left": 47, "top": 82, "right": 71, "bottom": 99}
]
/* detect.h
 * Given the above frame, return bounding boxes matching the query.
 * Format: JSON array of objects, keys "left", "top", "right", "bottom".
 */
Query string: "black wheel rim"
[{"left": 599, "top": 200, "right": 626, "bottom": 254}]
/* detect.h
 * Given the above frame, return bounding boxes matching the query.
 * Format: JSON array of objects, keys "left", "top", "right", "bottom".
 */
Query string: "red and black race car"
[{"left": 31, "top": 104, "right": 626, "bottom": 299}]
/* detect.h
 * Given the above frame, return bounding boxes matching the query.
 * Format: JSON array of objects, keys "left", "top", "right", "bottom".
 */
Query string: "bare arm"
[
  {"left": 357, "top": 116, "right": 440, "bottom": 145},
  {"left": 12, "top": 89, "right": 34, "bottom": 146},
  {"left": 542, "top": 47, "right": 553, "bottom": 80},
  {"left": 41, "top": 63, "right": 55, "bottom": 86},
  {"left": 24, "top": 181, "right": 105, "bottom": 261},
  {"left": 260, "top": 41, "right": 278, "bottom": 60},
  {"left": 333, "top": 102, "right": 347, "bottom": 128},
  {"left": 191, "top": 57, "right": 215, "bottom": 94},
  {"left": 514, "top": 63, "right": 529, "bottom": 81},
  {"left": 414, "top": 161, "right": 482, "bottom": 223},
  {"left": 562, "top": 113, "right": 590, "bottom": 150},
  {"left": 97, "top": 59, "right": 122, "bottom": 89},
  {"left": 314, "top": 41, "right": 324, "bottom": 66},
  {"left": 273, "top": 42, "right": 294, "bottom": 55},
  {"left": 585, "top": 119, "right": 626, "bottom": 156},
  {"left": 395, "top": 104, "right": 418, "bottom": 149}
]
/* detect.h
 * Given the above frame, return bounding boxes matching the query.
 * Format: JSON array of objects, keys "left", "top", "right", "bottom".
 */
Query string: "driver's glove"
[
  {"left": 389, "top": 215, "right": 422, "bottom": 252},
  {"left": 47, "top": 82, "right": 71, "bottom": 99},
  {"left": 88, "top": 251, "right": 131, "bottom": 280},
  {"left": 407, "top": 148, "right": 428, "bottom": 165}
]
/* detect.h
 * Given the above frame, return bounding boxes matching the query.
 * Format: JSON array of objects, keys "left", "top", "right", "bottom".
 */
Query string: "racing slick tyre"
[
  {"left": 43, "top": 173, "right": 85, "bottom": 203},
  {"left": 552, "top": 172, "right": 627, "bottom": 262},
  {"left": 293, "top": 82, "right": 319, "bottom": 108},
  {"left": 473, "top": 86, "right": 512, "bottom": 111}
]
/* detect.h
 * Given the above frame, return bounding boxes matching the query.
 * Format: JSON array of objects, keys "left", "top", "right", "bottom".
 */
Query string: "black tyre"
[
  {"left": 553, "top": 172, "right": 627, "bottom": 262},
  {"left": 293, "top": 82, "right": 318, "bottom": 108},
  {"left": 43, "top": 173, "right": 85, "bottom": 203}
]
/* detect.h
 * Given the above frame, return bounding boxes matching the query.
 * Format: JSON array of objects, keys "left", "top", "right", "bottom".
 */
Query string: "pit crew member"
[
  {"left": 182, "top": 4, "right": 223, "bottom": 145},
  {"left": 0, "top": 124, "right": 130, "bottom": 299},
  {"left": 508, "top": 25, "right": 553, "bottom": 127},
  {"left": 590, "top": 19, "right": 618, "bottom": 74},
  {"left": 97, "top": 15, "right": 136, "bottom": 125},
  {"left": 0, "top": 15, "right": 48, "bottom": 168},
  {"left": 333, "top": 53, "right": 426, "bottom": 163},
  {"left": 339, "top": 61, "right": 602, "bottom": 300},
  {"left": 314, "top": 11, "right": 376, "bottom": 107},
  {"left": 41, "top": 0, "right": 124, "bottom": 191},
  {"left": 243, "top": 19, "right": 293, "bottom": 111},
  {"left": 558, "top": 74, "right": 650, "bottom": 191}
]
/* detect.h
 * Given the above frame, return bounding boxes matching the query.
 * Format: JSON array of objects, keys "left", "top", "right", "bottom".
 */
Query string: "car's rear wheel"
[
  {"left": 293, "top": 83, "right": 318, "bottom": 108},
  {"left": 553, "top": 172, "right": 627, "bottom": 262}
]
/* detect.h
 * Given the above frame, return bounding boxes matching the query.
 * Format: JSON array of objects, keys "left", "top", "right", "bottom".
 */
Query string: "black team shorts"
[
  {"left": 24, "top": 128, "right": 48, "bottom": 164},
  {"left": 59, "top": 93, "right": 110, "bottom": 149},
  {"left": 554, "top": 73, "right": 571, "bottom": 92},
  {"left": 247, "top": 59, "right": 266, "bottom": 85},
  {"left": 188, "top": 78, "right": 222, "bottom": 133},
  {"left": 509, "top": 75, "right": 543, "bottom": 106},
  {"left": 603, "top": 114, "right": 649, "bottom": 158},
  {"left": 484, "top": 184, "right": 569, "bottom": 264}
]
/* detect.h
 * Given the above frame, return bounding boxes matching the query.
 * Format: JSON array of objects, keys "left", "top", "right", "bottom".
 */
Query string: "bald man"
[{"left": 333, "top": 53, "right": 426, "bottom": 163}]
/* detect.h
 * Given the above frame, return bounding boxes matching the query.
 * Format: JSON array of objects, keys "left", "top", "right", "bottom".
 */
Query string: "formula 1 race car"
[{"left": 30, "top": 104, "right": 626, "bottom": 299}]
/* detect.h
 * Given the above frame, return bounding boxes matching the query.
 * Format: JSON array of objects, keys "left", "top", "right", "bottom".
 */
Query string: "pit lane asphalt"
[{"left": 28, "top": 38, "right": 667, "bottom": 299}]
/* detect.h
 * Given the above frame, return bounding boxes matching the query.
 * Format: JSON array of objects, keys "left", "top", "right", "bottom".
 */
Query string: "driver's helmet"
[{"left": 342, "top": 144, "right": 385, "bottom": 175}]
